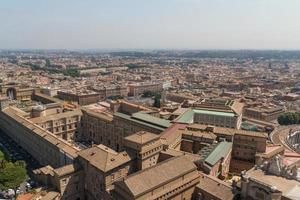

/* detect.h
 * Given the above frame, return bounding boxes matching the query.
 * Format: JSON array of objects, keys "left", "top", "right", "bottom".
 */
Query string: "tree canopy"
[
  {"left": 0, "top": 150, "right": 27, "bottom": 192},
  {"left": 63, "top": 68, "right": 80, "bottom": 77},
  {"left": 107, "top": 95, "right": 123, "bottom": 100},
  {"left": 278, "top": 112, "right": 300, "bottom": 125},
  {"left": 0, "top": 162, "right": 27, "bottom": 191},
  {"left": 142, "top": 91, "right": 156, "bottom": 98},
  {"left": 126, "top": 63, "right": 144, "bottom": 69},
  {"left": 153, "top": 93, "right": 161, "bottom": 108}
]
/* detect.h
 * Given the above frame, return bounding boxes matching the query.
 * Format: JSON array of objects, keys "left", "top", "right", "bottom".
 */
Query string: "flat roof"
[
  {"left": 124, "top": 131, "right": 159, "bottom": 145},
  {"left": 204, "top": 141, "right": 232, "bottom": 166},
  {"left": 175, "top": 109, "right": 194, "bottom": 123},
  {"left": 114, "top": 112, "right": 169, "bottom": 131},
  {"left": 175, "top": 108, "right": 235, "bottom": 124},
  {"left": 131, "top": 112, "right": 171, "bottom": 128},
  {"left": 197, "top": 173, "right": 234, "bottom": 200},
  {"left": 194, "top": 109, "right": 235, "bottom": 117},
  {"left": 116, "top": 156, "right": 197, "bottom": 197},
  {"left": 246, "top": 168, "right": 300, "bottom": 197}
]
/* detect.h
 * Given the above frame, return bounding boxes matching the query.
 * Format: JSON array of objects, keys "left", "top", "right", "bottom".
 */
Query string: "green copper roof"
[
  {"left": 114, "top": 112, "right": 170, "bottom": 131},
  {"left": 204, "top": 141, "right": 232, "bottom": 167},
  {"left": 132, "top": 112, "right": 171, "bottom": 128},
  {"left": 175, "top": 109, "right": 194, "bottom": 123},
  {"left": 175, "top": 108, "right": 235, "bottom": 124}
]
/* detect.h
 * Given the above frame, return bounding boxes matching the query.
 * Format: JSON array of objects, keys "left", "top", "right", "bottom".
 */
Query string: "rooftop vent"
[{"left": 271, "top": 186, "right": 277, "bottom": 192}]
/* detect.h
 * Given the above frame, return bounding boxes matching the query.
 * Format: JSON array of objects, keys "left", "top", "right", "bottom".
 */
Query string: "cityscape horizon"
[{"left": 1, "top": 1, "right": 300, "bottom": 200}]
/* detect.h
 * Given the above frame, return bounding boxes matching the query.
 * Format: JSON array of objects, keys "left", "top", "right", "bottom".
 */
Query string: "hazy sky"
[{"left": 1, "top": 0, "right": 300, "bottom": 50}]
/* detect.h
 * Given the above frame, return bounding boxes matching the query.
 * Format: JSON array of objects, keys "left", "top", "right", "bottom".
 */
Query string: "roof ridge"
[{"left": 124, "top": 156, "right": 188, "bottom": 180}]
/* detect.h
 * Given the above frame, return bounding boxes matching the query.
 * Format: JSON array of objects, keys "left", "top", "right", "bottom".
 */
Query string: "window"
[
  {"left": 255, "top": 191, "right": 265, "bottom": 200},
  {"left": 100, "top": 183, "right": 103, "bottom": 191},
  {"left": 62, "top": 178, "right": 67, "bottom": 185}
]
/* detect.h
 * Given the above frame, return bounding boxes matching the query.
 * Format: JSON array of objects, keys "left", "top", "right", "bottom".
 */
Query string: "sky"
[{"left": 0, "top": 0, "right": 300, "bottom": 50}]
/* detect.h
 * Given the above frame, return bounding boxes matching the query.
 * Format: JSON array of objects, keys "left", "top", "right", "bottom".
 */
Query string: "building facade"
[{"left": 128, "top": 83, "right": 163, "bottom": 97}]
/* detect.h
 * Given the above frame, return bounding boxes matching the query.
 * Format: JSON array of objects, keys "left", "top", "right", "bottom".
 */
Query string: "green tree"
[
  {"left": 126, "top": 63, "right": 141, "bottom": 69},
  {"left": 0, "top": 162, "right": 27, "bottom": 196},
  {"left": 63, "top": 68, "right": 80, "bottom": 77},
  {"left": 278, "top": 112, "right": 300, "bottom": 125},
  {"left": 30, "top": 63, "right": 43, "bottom": 71},
  {"left": 278, "top": 115, "right": 286, "bottom": 125},
  {"left": 45, "top": 59, "right": 51, "bottom": 67},
  {"left": 107, "top": 95, "right": 123, "bottom": 100},
  {"left": 142, "top": 91, "right": 155, "bottom": 98},
  {"left": 153, "top": 93, "right": 161, "bottom": 108}
]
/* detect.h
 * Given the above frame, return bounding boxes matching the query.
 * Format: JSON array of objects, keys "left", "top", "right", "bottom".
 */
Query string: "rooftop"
[
  {"left": 114, "top": 112, "right": 170, "bottom": 131},
  {"left": 203, "top": 141, "right": 232, "bottom": 167},
  {"left": 30, "top": 109, "right": 82, "bottom": 123},
  {"left": 196, "top": 173, "right": 234, "bottom": 200},
  {"left": 175, "top": 108, "right": 236, "bottom": 124},
  {"left": 3, "top": 107, "right": 79, "bottom": 159},
  {"left": 124, "top": 131, "right": 159, "bottom": 145},
  {"left": 246, "top": 168, "right": 300, "bottom": 197},
  {"left": 131, "top": 112, "right": 171, "bottom": 128},
  {"left": 175, "top": 109, "right": 194, "bottom": 123},
  {"left": 78, "top": 144, "right": 133, "bottom": 172},
  {"left": 115, "top": 156, "right": 197, "bottom": 197},
  {"left": 194, "top": 109, "right": 235, "bottom": 117}
]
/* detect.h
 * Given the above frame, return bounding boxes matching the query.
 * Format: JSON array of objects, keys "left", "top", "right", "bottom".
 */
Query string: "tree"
[
  {"left": 142, "top": 91, "right": 155, "bottom": 98},
  {"left": 153, "top": 93, "right": 161, "bottom": 108},
  {"left": 63, "top": 68, "right": 80, "bottom": 77},
  {"left": 107, "top": 95, "right": 123, "bottom": 100},
  {"left": 30, "top": 63, "right": 43, "bottom": 71},
  {"left": 45, "top": 59, "right": 51, "bottom": 67},
  {"left": 278, "top": 112, "right": 300, "bottom": 125},
  {"left": 0, "top": 151, "right": 5, "bottom": 169},
  {"left": 126, "top": 63, "right": 141, "bottom": 69},
  {"left": 0, "top": 162, "right": 27, "bottom": 196}
]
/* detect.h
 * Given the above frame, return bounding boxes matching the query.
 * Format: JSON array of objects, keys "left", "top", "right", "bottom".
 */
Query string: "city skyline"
[{"left": 1, "top": 0, "right": 300, "bottom": 50}]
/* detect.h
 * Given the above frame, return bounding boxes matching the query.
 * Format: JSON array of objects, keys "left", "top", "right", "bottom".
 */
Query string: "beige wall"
[
  {"left": 78, "top": 156, "right": 134, "bottom": 200},
  {"left": 194, "top": 113, "right": 241, "bottom": 129},
  {"left": 55, "top": 170, "right": 84, "bottom": 200},
  {"left": 128, "top": 83, "right": 162, "bottom": 97},
  {"left": 0, "top": 110, "right": 76, "bottom": 168},
  {"left": 37, "top": 114, "right": 80, "bottom": 142},
  {"left": 80, "top": 111, "right": 162, "bottom": 152},
  {"left": 232, "top": 134, "right": 266, "bottom": 163}
]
